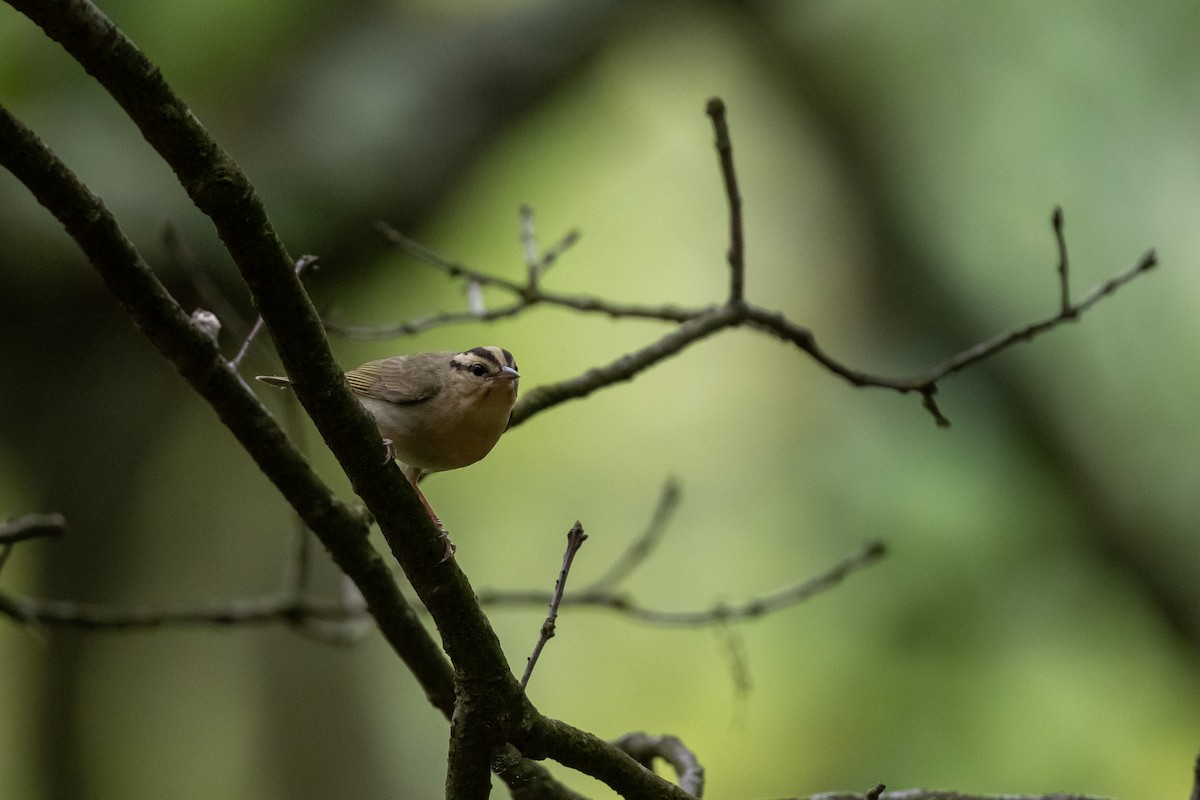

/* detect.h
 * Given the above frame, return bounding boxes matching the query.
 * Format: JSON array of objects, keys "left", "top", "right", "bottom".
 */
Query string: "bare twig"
[
  {"left": 706, "top": 97, "right": 745, "bottom": 305},
  {"left": 586, "top": 477, "right": 681, "bottom": 591},
  {"left": 714, "top": 614, "right": 753, "bottom": 707},
  {"left": 0, "top": 539, "right": 882, "bottom": 635},
  {"left": 339, "top": 134, "right": 1154, "bottom": 430},
  {"left": 231, "top": 254, "right": 318, "bottom": 368},
  {"left": 538, "top": 228, "right": 582, "bottom": 277},
  {"left": 483, "top": 540, "right": 886, "bottom": 626},
  {"left": 865, "top": 785, "right": 887, "bottom": 800},
  {"left": 520, "top": 203, "right": 540, "bottom": 286},
  {"left": 0, "top": 591, "right": 366, "bottom": 630},
  {"left": 0, "top": 513, "right": 67, "bottom": 576},
  {"left": 612, "top": 732, "right": 705, "bottom": 798},
  {"left": 163, "top": 221, "right": 251, "bottom": 340},
  {"left": 809, "top": 792, "right": 1108, "bottom": 800},
  {"left": 0, "top": 513, "right": 67, "bottom": 545},
  {"left": 1052, "top": 207, "right": 1070, "bottom": 315},
  {"left": 919, "top": 245, "right": 1157, "bottom": 385},
  {"left": 517, "top": 204, "right": 580, "bottom": 296},
  {"left": 521, "top": 522, "right": 588, "bottom": 689}
]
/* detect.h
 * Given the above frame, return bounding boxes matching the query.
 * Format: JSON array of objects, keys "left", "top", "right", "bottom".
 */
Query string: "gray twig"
[
  {"left": 483, "top": 540, "right": 886, "bottom": 627},
  {"left": 231, "top": 254, "right": 318, "bottom": 368},
  {"left": 586, "top": 477, "right": 681, "bottom": 592},
  {"left": 612, "top": 732, "right": 705, "bottom": 798}
]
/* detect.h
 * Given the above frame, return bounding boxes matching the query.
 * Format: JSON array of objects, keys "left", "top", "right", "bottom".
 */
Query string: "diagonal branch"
[
  {"left": 586, "top": 478, "right": 681, "bottom": 592},
  {"left": 6, "top": 5, "right": 697, "bottom": 797},
  {"left": 0, "top": 99, "right": 458, "bottom": 711},
  {"left": 5, "top": 0, "right": 516, "bottom": 710}
]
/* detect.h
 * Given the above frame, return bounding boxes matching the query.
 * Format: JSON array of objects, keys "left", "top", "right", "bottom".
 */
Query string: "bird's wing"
[{"left": 346, "top": 355, "right": 445, "bottom": 405}]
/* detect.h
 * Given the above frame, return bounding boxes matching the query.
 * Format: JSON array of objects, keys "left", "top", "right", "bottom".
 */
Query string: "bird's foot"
[{"left": 437, "top": 524, "right": 457, "bottom": 563}]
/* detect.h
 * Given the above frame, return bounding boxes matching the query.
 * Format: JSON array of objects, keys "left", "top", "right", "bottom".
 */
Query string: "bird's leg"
[{"left": 404, "top": 470, "right": 456, "bottom": 562}]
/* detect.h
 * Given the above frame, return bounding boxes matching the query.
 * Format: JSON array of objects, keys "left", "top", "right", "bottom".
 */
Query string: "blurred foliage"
[{"left": 2, "top": 1, "right": 1199, "bottom": 799}]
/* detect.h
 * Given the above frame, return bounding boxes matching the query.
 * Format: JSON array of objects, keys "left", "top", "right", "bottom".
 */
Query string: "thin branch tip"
[
  {"left": 919, "top": 386, "right": 952, "bottom": 428},
  {"left": 520, "top": 520, "right": 589, "bottom": 689},
  {"left": 0, "top": 512, "right": 68, "bottom": 544}
]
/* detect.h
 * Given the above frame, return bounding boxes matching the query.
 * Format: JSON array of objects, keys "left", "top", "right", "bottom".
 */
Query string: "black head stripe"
[{"left": 466, "top": 346, "right": 502, "bottom": 367}]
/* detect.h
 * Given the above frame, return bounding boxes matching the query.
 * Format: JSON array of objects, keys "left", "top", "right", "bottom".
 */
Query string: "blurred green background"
[{"left": 2, "top": 1, "right": 1198, "bottom": 798}]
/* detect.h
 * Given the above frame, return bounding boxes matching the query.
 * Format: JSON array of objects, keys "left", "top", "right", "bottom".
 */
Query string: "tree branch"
[
  {"left": 336, "top": 122, "right": 1155, "bottom": 432},
  {"left": 2, "top": 7, "right": 1166, "bottom": 793},
  {"left": 4, "top": 5, "right": 685, "bottom": 797},
  {"left": 0, "top": 592, "right": 363, "bottom": 631},
  {"left": 482, "top": 540, "right": 886, "bottom": 626},
  {"left": 520, "top": 717, "right": 697, "bottom": 800},
  {"left": 6, "top": 0, "right": 528, "bottom": 720},
  {"left": 807, "top": 792, "right": 1108, "bottom": 800},
  {"left": 0, "top": 97, "right": 459, "bottom": 710}
]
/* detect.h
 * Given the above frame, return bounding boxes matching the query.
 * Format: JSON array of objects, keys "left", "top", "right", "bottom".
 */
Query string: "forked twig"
[
  {"left": 331, "top": 100, "right": 1156, "bottom": 430},
  {"left": 481, "top": 540, "right": 886, "bottom": 627}
]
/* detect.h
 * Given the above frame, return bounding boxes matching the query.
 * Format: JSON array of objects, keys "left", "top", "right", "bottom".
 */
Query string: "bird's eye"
[{"left": 470, "top": 363, "right": 488, "bottom": 377}]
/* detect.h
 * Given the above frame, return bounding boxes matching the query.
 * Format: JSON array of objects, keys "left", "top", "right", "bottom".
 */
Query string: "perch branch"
[
  {"left": 0, "top": 8, "right": 591, "bottom": 791},
  {"left": 0, "top": 89, "right": 457, "bottom": 711}
]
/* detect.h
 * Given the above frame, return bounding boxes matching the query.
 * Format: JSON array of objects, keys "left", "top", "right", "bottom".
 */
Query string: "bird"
[{"left": 257, "top": 346, "right": 519, "bottom": 560}]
